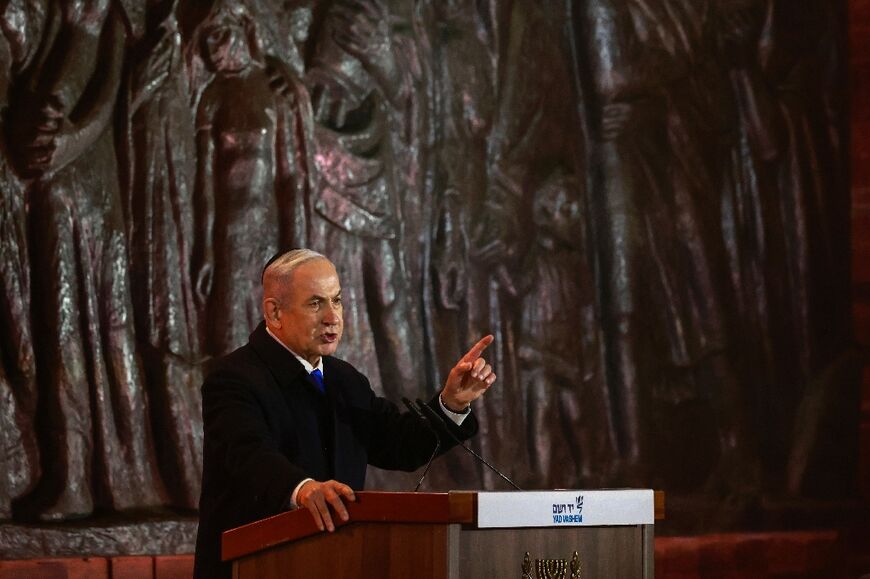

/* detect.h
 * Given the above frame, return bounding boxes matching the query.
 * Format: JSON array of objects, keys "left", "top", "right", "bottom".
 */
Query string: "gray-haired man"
[{"left": 194, "top": 248, "right": 496, "bottom": 579}]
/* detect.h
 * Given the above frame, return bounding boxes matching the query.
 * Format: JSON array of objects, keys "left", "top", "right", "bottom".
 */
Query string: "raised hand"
[
  {"left": 332, "top": 0, "right": 391, "bottom": 61},
  {"left": 330, "top": 0, "right": 403, "bottom": 101},
  {"left": 441, "top": 335, "right": 496, "bottom": 412}
]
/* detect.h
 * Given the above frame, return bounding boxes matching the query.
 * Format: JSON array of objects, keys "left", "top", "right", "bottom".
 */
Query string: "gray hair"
[{"left": 262, "top": 249, "right": 328, "bottom": 287}]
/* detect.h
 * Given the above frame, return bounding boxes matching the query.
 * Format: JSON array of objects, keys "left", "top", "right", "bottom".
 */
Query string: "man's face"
[{"left": 270, "top": 259, "right": 343, "bottom": 365}]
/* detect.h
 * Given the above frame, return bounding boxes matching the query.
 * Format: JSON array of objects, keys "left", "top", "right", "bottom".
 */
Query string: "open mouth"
[{"left": 321, "top": 333, "right": 338, "bottom": 343}]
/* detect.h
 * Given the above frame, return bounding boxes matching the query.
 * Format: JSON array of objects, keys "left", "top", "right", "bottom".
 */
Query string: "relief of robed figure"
[
  {"left": 579, "top": 0, "right": 759, "bottom": 492},
  {"left": 0, "top": 6, "right": 39, "bottom": 519},
  {"left": 123, "top": 6, "right": 203, "bottom": 510},
  {"left": 6, "top": 0, "right": 167, "bottom": 520},
  {"left": 187, "top": 0, "right": 314, "bottom": 360},
  {"left": 304, "top": 0, "right": 425, "bottom": 405}
]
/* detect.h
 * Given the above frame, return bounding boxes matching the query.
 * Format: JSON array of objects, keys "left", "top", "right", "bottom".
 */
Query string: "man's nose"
[{"left": 322, "top": 306, "right": 340, "bottom": 325}]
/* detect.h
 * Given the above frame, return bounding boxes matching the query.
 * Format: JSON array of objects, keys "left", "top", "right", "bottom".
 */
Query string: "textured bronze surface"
[{"left": 0, "top": 0, "right": 855, "bottom": 537}]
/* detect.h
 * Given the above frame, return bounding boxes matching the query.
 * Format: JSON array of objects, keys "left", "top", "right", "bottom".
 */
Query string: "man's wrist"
[
  {"left": 289, "top": 478, "right": 314, "bottom": 509},
  {"left": 439, "top": 392, "right": 470, "bottom": 414}
]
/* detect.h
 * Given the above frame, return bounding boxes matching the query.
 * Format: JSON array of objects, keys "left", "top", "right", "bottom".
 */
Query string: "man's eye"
[
  {"left": 333, "top": 297, "right": 342, "bottom": 306},
  {"left": 308, "top": 301, "right": 320, "bottom": 310}
]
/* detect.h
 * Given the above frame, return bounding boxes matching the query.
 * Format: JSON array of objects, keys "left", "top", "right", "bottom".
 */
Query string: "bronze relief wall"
[{"left": 0, "top": 0, "right": 854, "bottom": 527}]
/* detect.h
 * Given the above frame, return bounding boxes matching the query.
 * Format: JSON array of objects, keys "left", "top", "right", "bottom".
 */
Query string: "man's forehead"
[{"left": 288, "top": 261, "right": 341, "bottom": 293}]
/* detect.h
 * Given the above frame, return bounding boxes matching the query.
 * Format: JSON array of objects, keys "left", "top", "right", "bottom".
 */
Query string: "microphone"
[
  {"left": 402, "top": 396, "right": 428, "bottom": 422},
  {"left": 402, "top": 397, "right": 441, "bottom": 492},
  {"left": 416, "top": 398, "right": 522, "bottom": 490}
]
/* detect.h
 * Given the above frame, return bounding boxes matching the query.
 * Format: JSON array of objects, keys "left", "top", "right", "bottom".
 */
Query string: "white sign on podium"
[{"left": 476, "top": 489, "right": 654, "bottom": 528}]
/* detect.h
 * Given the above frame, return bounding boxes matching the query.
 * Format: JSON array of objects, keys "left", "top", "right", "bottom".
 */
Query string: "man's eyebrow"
[{"left": 307, "top": 290, "right": 342, "bottom": 301}]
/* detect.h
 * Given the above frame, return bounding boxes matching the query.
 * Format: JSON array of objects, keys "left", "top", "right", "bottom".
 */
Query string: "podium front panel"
[
  {"left": 233, "top": 522, "right": 456, "bottom": 579},
  {"left": 448, "top": 524, "right": 652, "bottom": 579}
]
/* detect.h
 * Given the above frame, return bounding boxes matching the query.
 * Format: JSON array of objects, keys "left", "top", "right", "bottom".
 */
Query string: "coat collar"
[
  {"left": 249, "top": 321, "right": 309, "bottom": 390},
  {"left": 249, "top": 321, "right": 343, "bottom": 399}
]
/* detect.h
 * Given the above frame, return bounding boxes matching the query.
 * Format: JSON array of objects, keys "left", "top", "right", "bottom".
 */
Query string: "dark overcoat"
[{"left": 193, "top": 322, "right": 477, "bottom": 578}]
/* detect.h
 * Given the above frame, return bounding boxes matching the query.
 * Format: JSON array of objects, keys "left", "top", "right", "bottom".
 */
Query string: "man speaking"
[{"left": 193, "top": 249, "right": 496, "bottom": 578}]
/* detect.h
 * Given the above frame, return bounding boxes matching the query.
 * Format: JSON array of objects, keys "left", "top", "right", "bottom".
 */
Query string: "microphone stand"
[
  {"left": 415, "top": 398, "right": 522, "bottom": 491},
  {"left": 402, "top": 397, "right": 441, "bottom": 492}
]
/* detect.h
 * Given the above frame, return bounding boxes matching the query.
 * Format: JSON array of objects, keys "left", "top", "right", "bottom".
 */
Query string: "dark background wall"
[
  {"left": 0, "top": 0, "right": 864, "bottom": 563},
  {"left": 852, "top": 0, "right": 870, "bottom": 507}
]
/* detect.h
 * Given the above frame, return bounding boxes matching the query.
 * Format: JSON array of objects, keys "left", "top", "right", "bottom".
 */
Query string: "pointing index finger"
[{"left": 460, "top": 335, "right": 494, "bottom": 364}]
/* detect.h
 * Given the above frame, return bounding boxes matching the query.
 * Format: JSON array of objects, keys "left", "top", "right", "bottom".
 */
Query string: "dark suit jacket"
[{"left": 193, "top": 322, "right": 478, "bottom": 579}]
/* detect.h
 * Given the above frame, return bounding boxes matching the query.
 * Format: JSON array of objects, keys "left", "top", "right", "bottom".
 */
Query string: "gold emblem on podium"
[{"left": 521, "top": 551, "right": 582, "bottom": 579}]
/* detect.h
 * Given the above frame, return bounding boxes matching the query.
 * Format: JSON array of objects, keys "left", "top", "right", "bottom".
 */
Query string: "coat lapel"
[
  {"left": 249, "top": 322, "right": 321, "bottom": 396},
  {"left": 249, "top": 324, "right": 365, "bottom": 487}
]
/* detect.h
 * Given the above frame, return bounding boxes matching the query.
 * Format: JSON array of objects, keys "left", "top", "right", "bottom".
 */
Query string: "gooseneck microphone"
[
  {"left": 415, "top": 398, "right": 522, "bottom": 490},
  {"left": 402, "top": 397, "right": 441, "bottom": 492},
  {"left": 402, "top": 396, "right": 428, "bottom": 422}
]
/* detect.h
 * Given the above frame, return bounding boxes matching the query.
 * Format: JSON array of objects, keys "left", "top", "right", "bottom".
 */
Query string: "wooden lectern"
[{"left": 222, "top": 490, "right": 663, "bottom": 578}]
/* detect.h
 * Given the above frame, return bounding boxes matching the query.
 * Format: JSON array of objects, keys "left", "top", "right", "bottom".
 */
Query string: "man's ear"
[{"left": 263, "top": 298, "right": 281, "bottom": 325}]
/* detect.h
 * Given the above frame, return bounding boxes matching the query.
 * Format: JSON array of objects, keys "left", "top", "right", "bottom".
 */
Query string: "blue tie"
[{"left": 310, "top": 369, "right": 325, "bottom": 394}]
